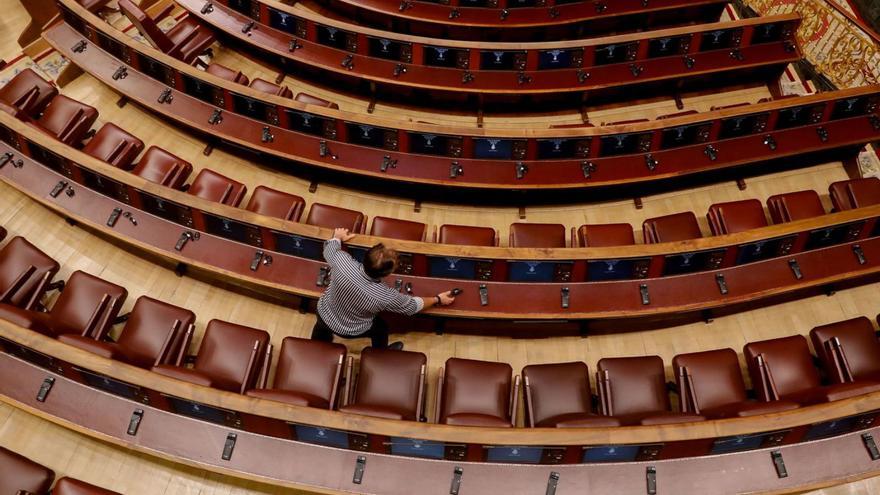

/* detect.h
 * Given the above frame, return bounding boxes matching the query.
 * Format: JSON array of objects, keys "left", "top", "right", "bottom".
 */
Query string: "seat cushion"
[
  {"left": 438, "top": 225, "right": 496, "bottom": 246},
  {"left": 509, "top": 223, "right": 566, "bottom": 248},
  {"left": 349, "top": 347, "right": 426, "bottom": 421},
  {"left": 597, "top": 355, "right": 671, "bottom": 418},
  {"left": 189, "top": 319, "right": 270, "bottom": 393},
  {"left": 707, "top": 199, "right": 767, "bottom": 235},
  {"left": 186, "top": 169, "right": 247, "bottom": 207},
  {"left": 643, "top": 212, "right": 702, "bottom": 243},
  {"left": 539, "top": 413, "right": 622, "bottom": 428},
  {"left": 58, "top": 334, "right": 119, "bottom": 360},
  {"left": 523, "top": 362, "right": 595, "bottom": 427},
  {"left": 782, "top": 381, "right": 880, "bottom": 405},
  {"left": 440, "top": 358, "right": 512, "bottom": 425},
  {"left": 576, "top": 223, "right": 635, "bottom": 247},
  {"left": 0, "top": 303, "right": 53, "bottom": 335},
  {"left": 0, "top": 68, "right": 58, "bottom": 117},
  {"left": 444, "top": 413, "right": 512, "bottom": 428},
  {"left": 131, "top": 146, "right": 193, "bottom": 189},
  {"left": 0, "top": 446, "right": 54, "bottom": 495},
  {"left": 81, "top": 123, "right": 144, "bottom": 169},
  {"left": 306, "top": 203, "right": 365, "bottom": 232},
  {"left": 250, "top": 78, "right": 292, "bottom": 98},
  {"left": 113, "top": 296, "right": 195, "bottom": 369},
  {"left": 295, "top": 92, "right": 339, "bottom": 109},
  {"left": 166, "top": 17, "right": 215, "bottom": 64},
  {"left": 245, "top": 185, "right": 305, "bottom": 222},
  {"left": 267, "top": 337, "right": 345, "bottom": 409},
  {"left": 767, "top": 190, "right": 825, "bottom": 223},
  {"left": 744, "top": 335, "right": 823, "bottom": 402},
  {"left": 370, "top": 217, "right": 426, "bottom": 241},
  {"left": 847, "top": 178, "right": 880, "bottom": 208},
  {"left": 205, "top": 63, "right": 248, "bottom": 85},
  {"left": 246, "top": 388, "right": 328, "bottom": 408},
  {"left": 151, "top": 364, "right": 214, "bottom": 387},
  {"left": 701, "top": 399, "right": 799, "bottom": 419},
  {"left": 338, "top": 403, "right": 407, "bottom": 420},
  {"left": 53, "top": 477, "right": 121, "bottom": 495}
]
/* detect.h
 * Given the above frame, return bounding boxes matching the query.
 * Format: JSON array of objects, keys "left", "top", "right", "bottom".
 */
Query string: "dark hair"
[{"left": 364, "top": 243, "right": 397, "bottom": 279}]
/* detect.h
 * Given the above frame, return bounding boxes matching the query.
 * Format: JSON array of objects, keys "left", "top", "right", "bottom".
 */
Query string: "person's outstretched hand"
[
  {"left": 333, "top": 228, "right": 357, "bottom": 243},
  {"left": 437, "top": 291, "right": 456, "bottom": 306}
]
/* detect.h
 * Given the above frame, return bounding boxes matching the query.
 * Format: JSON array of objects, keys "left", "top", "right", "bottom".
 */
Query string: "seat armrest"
[
  {"left": 168, "top": 26, "right": 203, "bottom": 59},
  {"left": 434, "top": 366, "right": 444, "bottom": 424}
]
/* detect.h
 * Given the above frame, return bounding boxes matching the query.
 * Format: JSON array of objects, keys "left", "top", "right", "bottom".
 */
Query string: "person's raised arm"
[{"left": 323, "top": 228, "right": 357, "bottom": 266}]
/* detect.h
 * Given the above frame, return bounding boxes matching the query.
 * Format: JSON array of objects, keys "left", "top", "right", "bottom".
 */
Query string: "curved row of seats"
[{"left": 0, "top": 445, "right": 119, "bottom": 495}]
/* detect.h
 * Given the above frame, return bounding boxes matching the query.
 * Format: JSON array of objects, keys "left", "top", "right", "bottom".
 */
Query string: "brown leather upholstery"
[
  {"left": 810, "top": 317, "right": 880, "bottom": 384},
  {"left": 829, "top": 177, "right": 880, "bottom": 210},
  {"left": 672, "top": 348, "right": 798, "bottom": 419},
  {"left": 0, "top": 236, "right": 59, "bottom": 309},
  {"left": 205, "top": 63, "right": 249, "bottom": 85},
  {"left": 643, "top": 211, "right": 703, "bottom": 244},
  {"left": 596, "top": 356, "right": 705, "bottom": 425},
  {"left": 438, "top": 224, "right": 497, "bottom": 246},
  {"left": 523, "top": 362, "right": 621, "bottom": 428},
  {"left": 119, "top": 0, "right": 215, "bottom": 65},
  {"left": 509, "top": 223, "right": 566, "bottom": 248},
  {"left": 305, "top": 203, "right": 366, "bottom": 233},
  {"left": 767, "top": 190, "right": 826, "bottom": 223},
  {"left": 294, "top": 92, "right": 339, "bottom": 109},
  {"left": 706, "top": 199, "right": 768, "bottom": 235},
  {"left": 53, "top": 478, "right": 121, "bottom": 495},
  {"left": 131, "top": 146, "right": 193, "bottom": 189},
  {"left": 437, "top": 358, "right": 514, "bottom": 427},
  {"left": 0, "top": 68, "right": 58, "bottom": 117},
  {"left": 186, "top": 169, "right": 247, "bottom": 207},
  {"left": 744, "top": 335, "right": 880, "bottom": 405},
  {"left": 32, "top": 94, "right": 98, "bottom": 145},
  {"left": 0, "top": 446, "right": 54, "bottom": 495},
  {"left": 250, "top": 78, "right": 293, "bottom": 98},
  {"left": 0, "top": 270, "right": 126, "bottom": 339},
  {"left": 575, "top": 223, "right": 635, "bottom": 247},
  {"left": 59, "top": 296, "right": 195, "bottom": 369},
  {"left": 339, "top": 347, "right": 426, "bottom": 421},
  {"left": 370, "top": 217, "right": 427, "bottom": 241},
  {"left": 245, "top": 185, "right": 305, "bottom": 222},
  {"left": 82, "top": 123, "right": 144, "bottom": 169},
  {"left": 152, "top": 319, "right": 270, "bottom": 393},
  {"left": 246, "top": 337, "right": 346, "bottom": 409}
]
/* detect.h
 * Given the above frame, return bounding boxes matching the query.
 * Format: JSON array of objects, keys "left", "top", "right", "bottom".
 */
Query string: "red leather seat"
[
  {"left": 0, "top": 68, "right": 58, "bottom": 117},
  {"left": 295, "top": 92, "right": 339, "bottom": 109},
  {"left": 81, "top": 123, "right": 144, "bottom": 169},
  {"left": 829, "top": 178, "right": 880, "bottom": 211},
  {"left": 438, "top": 224, "right": 497, "bottom": 246},
  {"left": 53, "top": 477, "right": 122, "bottom": 495},
  {"left": 130, "top": 146, "right": 193, "bottom": 189},
  {"left": 767, "top": 190, "right": 826, "bottom": 223},
  {"left": 436, "top": 357, "right": 516, "bottom": 428},
  {"left": 205, "top": 63, "right": 249, "bottom": 85},
  {"left": 59, "top": 296, "right": 195, "bottom": 369},
  {"left": 370, "top": 217, "right": 427, "bottom": 241},
  {"left": 250, "top": 78, "right": 293, "bottom": 98},
  {"left": 810, "top": 317, "right": 880, "bottom": 384},
  {"left": 152, "top": 319, "right": 270, "bottom": 393},
  {"left": 509, "top": 223, "right": 566, "bottom": 248},
  {"left": 186, "top": 169, "right": 247, "bottom": 207},
  {"left": 0, "top": 446, "right": 54, "bottom": 495},
  {"left": 523, "top": 362, "right": 621, "bottom": 428},
  {"left": 642, "top": 211, "right": 702, "bottom": 244},
  {"left": 0, "top": 236, "right": 60, "bottom": 309},
  {"left": 672, "top": 348, "right": 798, "bottom": 419},
  {"left": 305, "top": 203, "right": 366, "bottom": 233},
  {"left": 596, "top": 356, "right": 705, "bottom": 425},
  {"left": 246, "top": 337, "right": 346, "bottom": 409},
  {"left": 119, "top": 0, "right": 215, "bottom": 66},
  {"left": 744, "top": 335, "right": 880, "bottom": 405},
  {"left": 339, "top": 347, "right": 427, "bottom": 421},
  {"left": 31, "top": 94, "right": 98, "bottom": 145},
  {"left": 245, "top": 185, "right": 305, "bottom": 222},
  {"left": 706, "top": 199, "right": 768, "bottom": 235},
  {"left": 574, "top": 223, "right": 635, "bottom": 247},
  {"left": 0, "top": 270, "right": 126, "bottom": 339}
]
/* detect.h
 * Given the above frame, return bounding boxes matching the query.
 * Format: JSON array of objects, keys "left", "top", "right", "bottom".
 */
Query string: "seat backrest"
[
  {"left": 36, "top": 95, "right": 98, "bottom": 144},
  {"left": 245, "top": 185, "right": 305, "bottom": 222},
  {"left": 0, "top": 446, "right": 55, "bottom": 495},
  {"left": 118, "top": 0, "right": 173, "bottom": 53},
  {"left": 744, "top": 335, "right": 822, "bottom": 401},
  {"left": 193, "top": 319, "right": 270, "bottom": 393},
  {"left": 50, "top": 271, "right": 127, "bottom": 338},
  {"left": 370, "top": 217, "right": 426, "bottom": 241},
  {"left": 439, "top": 357, "right": 512, "bottom": 423},
  {"left": 186, "top": 169, "right": 247, "bottom": 207},
  {"left": 522, "top": 361, "right": 591, "bottom": 426},
  {"left": 509, "top": 223, "right": 566, "bottom": 248},
  {"left": 0, "top": 68, "right": 58, "bottom": 116},
  {"left": 132, "top": 146, "right": 192, "bottom": 189},
  {"left": 250, "top": 78, "right": 292, "bottom": 98},
  {"left": 82, "top": 123, "right": 144, "bottom": 169},
  {"left": 272, "top": 337, "right": 346, "bottom": 406},
  {"left": 706, "top": 199, "right": 767, "bottom": 235},
  {"left": 642, "top": 212, "right": 702, "bottom": 244},
  {"left": 846, "top": 177, "right": 880, "bottom": 208},
  {"left": 117, "top": 296, "right": 196, "bottom": 369},
  {"left": 353, "top": 347, "right": 426, "bottom": 421},
  {"left": 205, "top": 63, "right": 249, "bottom": 85},
  {"left": 305, "top": 203, "right": 365, "bottom": 233},
  {"left": 295, "top": 92, "right": 339, "bottom": 109},
  {"left": 597, "top": 356, "right": 669, "bottom": 416},
  {"left": 576, "top": 223, "right": 635, "bottom": 247},
  {"left": 53, "top": 477, "right": 122, "bottom": 495},
  {"left": 672, "top": 348, "right": 747, "bottom": 412},
  {"left": 767, "top": 190, "right": 825, "bottom": 223},
  {"left": 438, "top": 224, "right": 496, "bottom": 246},
  {"left": 0, "top": 236, "right": 59, "bottom": 308},
  {"left": 810, "top": 317, "right": 880, "bottom": 384}
]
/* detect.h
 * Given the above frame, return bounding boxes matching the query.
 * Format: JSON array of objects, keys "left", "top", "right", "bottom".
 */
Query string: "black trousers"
[{"left": 311, "top": 313, "right": 389, "bottom": 349}]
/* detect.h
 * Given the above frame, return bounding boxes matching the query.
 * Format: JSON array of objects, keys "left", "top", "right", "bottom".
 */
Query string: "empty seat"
[
  {"left": 152, "top": 319, "right": 270, "bottom": 393},
  {"left": 246, "top": 336, "right": 346, "bottom": 409},
  {"left": 438, "top": 224, "right": 497, "bottom": 246},
  {"left": 53, "top": 478, "right": 122, "bottom": 495},
  {"left": 31, "top": 94, "right": 98, "bottom": 145},
  {"left": 250, "top": 78, "right": 293, "bottom": 98},
  {"left": 119, "top": 0, "right": 215, "bottom": 66},
  {"left": 245, "top": 185, "right": 305, "bottom": 222},
  {"left": 0, "top": 446, "right": 54, "bottom": 495},
  {"left": 0, "top": 68, "right": 58, "bottom": 117},
  {"left": 767, "top": 190, "right": 826, "bottom": 223},
  {"left": 59, "top": 296, "right": 195, "bottom": 369},
  {"left": 130, "top": 146, "right": 193, "bottom": 189},
  {"left": 744, "top": 335, "right": 880, "bottom": 405},
  {"left": 370, "top": 217, "right": 427, "bottom": 241},
  {"left": 295, "top": 92, "right": 339, "bottom": 109},
  {"left": 574, "top": 223, "right": 635, "bottom": 247},
  {"left": 672, "top": 348, "right": 798, "bottom": 419},
  {"left": 523, "top": 362, "right": 621, "bottom": 428},
  {"left": 810, "top": 317, "right": 880, "bottom": 384},
  {"left": 829, "top": 178, "right": 880, "bottom": 211},
  {"left": 706, "top": 199, "right": 768, "bottom": 235},
  {"left": 436, "top": 357, "right": 516, "bottom": 428},
  {"left": 642, "top": 211, "right": 702, "bottom": 244},
  {"left": 596, "top": 355, "right": 705, "bottom": 425},
  {"left": 305, "top": 203, "right": 366, "bottom": 233},
  {"left": 0, "top": 236, "right": 60, "bottom": 309},
  {"left": 0, "top": 270, "right": 126, "bottom": 339},
  {"left": 81, "top": 123, "right": 144, "bottom": 169},
  {"left": 339, "top": 347, "right": 426, "bottom": 421},
  {"left": 509, "top": 223, "right": 566, "bottom": 248},
  {"left": 186, "top": 169, "right": 247, "bottom": 207},
  {"left": 205, "top": 63, "right": 249, "bottom": 85}
]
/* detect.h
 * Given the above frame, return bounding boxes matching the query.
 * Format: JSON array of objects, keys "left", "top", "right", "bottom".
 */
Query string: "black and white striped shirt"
[{"left": 316, "top": 238, "right": 424, "bottom": 336}]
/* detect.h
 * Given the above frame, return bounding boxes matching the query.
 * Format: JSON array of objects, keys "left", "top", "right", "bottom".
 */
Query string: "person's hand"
[
  {"left": 333, "top": 228, "right": 356, "bottom": 243},
  {"left": 437, "top": 291, "right": 456, "bottom": 306}
]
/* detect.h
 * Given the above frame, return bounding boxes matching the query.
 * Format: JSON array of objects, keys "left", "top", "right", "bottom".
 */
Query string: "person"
[{"left": 311, "top": 227, "right": 457, "bottom": 350}]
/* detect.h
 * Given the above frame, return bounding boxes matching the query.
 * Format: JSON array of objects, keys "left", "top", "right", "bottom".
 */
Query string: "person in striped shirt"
[{"left": 311, "top": 228, "right": 457, "bottom": 350}]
